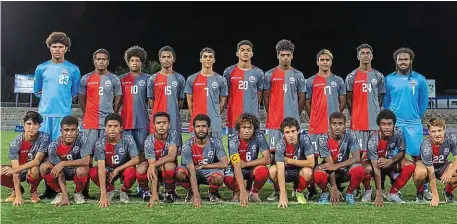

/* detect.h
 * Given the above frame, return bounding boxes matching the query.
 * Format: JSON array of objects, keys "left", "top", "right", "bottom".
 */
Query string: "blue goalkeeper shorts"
[
  {"left": 399, "top": 125, "right": 423, "bottom": 157},
  {"left": 39, "top": 117, "right": 64, "bottom": 142}
]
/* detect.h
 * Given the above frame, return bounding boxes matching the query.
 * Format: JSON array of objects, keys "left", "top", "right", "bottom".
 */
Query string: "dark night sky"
[{"left": 2, "top": 1, "right": 457, "bottom": 94}]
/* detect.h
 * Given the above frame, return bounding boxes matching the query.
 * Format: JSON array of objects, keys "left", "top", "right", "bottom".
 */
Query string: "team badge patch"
[
  {"left": 249, "top": 76, "right": 256, "bottom": 83},
  {"left": 444, "top": 148, "right": 450, "bottom": 154},
  {"left": 331, "top": 81, "right": 337, "bottom": 88},
  {"left": 212, "top": 82, "right": 218, "bottom": 89},
  {"left": 119, "top": 148, "right": 125, "bottom": 155},
  {"left": 73, "top": 146, "right": 80, "bottom": 153},
  {"left": 410, "top": 79, "right": 417, "bottom": 87},
  {"left": 105, "top": 80, "right": 112, "bottom": 87},
  {"left": 172, "top": 81, "right": 178, "bottom": 87},
  {"left": 138, "top": 80, "right": 146, "bottom": 86},
  {"left": 289, "top": 77, "right": 295, "bottom": 84},
  {"left": 371, "top": 78, "right": 378, "bottom": 85},
  {"left": 61, "top": 69, "right": 68, "bottom": 75}
]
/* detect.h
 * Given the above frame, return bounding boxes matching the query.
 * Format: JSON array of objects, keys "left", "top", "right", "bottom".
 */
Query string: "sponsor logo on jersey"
[
  {"left": 231, "top": 76, "right": 242, "bottom": 80},
  {"left": 272, "top": 78, "right": 283, "bottom": 81},
  {"left": 371, "top": 78, "right": 378, "bottom": 85},
  {"left": 172, "top": 81, "right": 178, "bottom": 87},
  {"left": 355, "top": 80, "right": 365, "bottom": 84},
  {"left": 195, "top": 83, "right": 206, "bottom": 86},
  {"left": 314, "top": 83, "right": 324, "bottom": 87},
  {"left": 122, "top": 81, "right": 133, "bottom": 85},
  {"left": 212, "top": 82, "right": 218, "bottom": 89},
  {"left": 249, "top": 76, "right": 256, "bottom": 82},
  {"left": 331, "top": 81, "right": 337, "bottom": 88},
  {"left": 87, "top": 82, "right": 99, "bottom": 85},
  {"left": 119, "top": 147, "right": 125, "bottom": 155},
  {"left": 105, "top": 80, "right": 112, "bottom": 87},
  {"left": 155, "top": 82, "right": 165, "bottom": 86},
  {"left": 138, "top": 80, "right": 146, "bottom": 86},
  {"left": 289, "top": 77, "right": 295, "bottom": 84}
]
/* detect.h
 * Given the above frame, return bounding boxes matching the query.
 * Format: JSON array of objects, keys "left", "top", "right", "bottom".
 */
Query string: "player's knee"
[
  {"left": 364, "top": 164, "right": 373, "bottom": 175},
  {"left": 313, "top": 170, "right": 328, "bottom": 183},
  {"left": 136, "top": 162, "right": 148, "bottom": 174},
  {"left": 299, "top": 168, "right": 313, "bottom": 180},
  {"left": 414, "top": 167, "right": 428, "bottom": 180},
  {"left": 39, "top": 161, "right": 52, "bottom": 175},
  {"left": 89, "top": 167, "right": 98, "bottom": 181},
  {"left": 124, "top": 167, "right": 136, "bottom": 178},
  {"left": 174, "top": 169, "right": 188, "bottom": 182},
  {"left": 29, "top": 166, "right": 40, "bottom": 179},
  {"left": 76, "top": 166, "right": 89, "bottom": 177},
  {"left": 269, "top": 165, "right": 278, "bottom": 180},
  {"left": 163, "top": 162, "right": 176, "bottom": 171},
  {"left": 350, "top": 166, "right": 365, "bottom": 176},
  {"left": 210, "top": 174, "right": 224, "bottom": 186}
]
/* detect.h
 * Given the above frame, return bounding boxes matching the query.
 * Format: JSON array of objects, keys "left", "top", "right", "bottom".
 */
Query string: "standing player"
[
  {"left": 89, "top": 113, "right": 140, "bottom": 207},
  {"left": 313, "top": 112, "right": 364, "bottom": 205},
  {"left": 223, "top": 113, "right": 270, "bottom": 206},
  {"left": 223, "top": 40, "right": 265, "bottom": 135},
  {"left": 263, "top": 39, "right": 306, "bottom": 153},
  {"left": 39, "top": 116, "right": 91, "bottom": 206},
  {"left": 118, "top": 46, "right": 150, "bottom": 153},
  {"left": 185, "top": 48, "right": 228, "bottom": 141},
  {"left": 345, "top": 44, "right": 385, "bottom": 198},
  {"left": 33, "top": 32, "right": 80, "bottom": 199},
  {"left": 268, "top": 117, "right": 315, "bottom": 207},
  {"left": 79, "top": 49, "right": 122, "bottom": 152},
  {"left": 414, "top": 118, "right": 457, "bottom": 205},
  {"left": 136, "top": 112, "right": 179, "bottom": 204},
  {"left": 147, "top": 46, "right": 186, "bottom": 148},
  {"left": 365, "top": 110, "right": 415, "bottom": 206},
  {"left": 1, "top": 111, "right": 50, "bottom": 205},
  {"left": 305, "top": 49, "right": 346, "bottom": 199},
  {"left": 175, "top": 114, "right": 228, "bottom": 207}
]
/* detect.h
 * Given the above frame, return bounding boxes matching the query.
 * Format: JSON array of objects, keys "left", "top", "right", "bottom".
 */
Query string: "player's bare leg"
[
  {"left": 136, "top": 161, "right": 151, "bottom": 201},
  {"left": 55, "top": 171, "right": 70, "bottom": 207},
  {"left": 267, "top": 165, "right": 279, "bottom": 201},
  {"left": 296, "top": 167, "right": 313, "bottom": 204},
  {"left": 162, "top": 162, "right": 177, "bottom": 203},
  {"left": 73, "top": 166, "right": 89, "bottom": 204},
  {"left": 27, "top": 166, "right": 42, "bottom": 203},
  {"left": 1, "top": 165, "right": 25, "bottom": 202},
  {"left": 413, "top": 161, "right": 428, "bottom": 202},
  {"left": 361, "top": 163, "right": 373, "bottom": 202}
]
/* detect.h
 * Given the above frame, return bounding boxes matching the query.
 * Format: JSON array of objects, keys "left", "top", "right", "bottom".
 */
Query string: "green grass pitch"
[{"left": 1, "top": 131, "right": 456, "bottom": 224}]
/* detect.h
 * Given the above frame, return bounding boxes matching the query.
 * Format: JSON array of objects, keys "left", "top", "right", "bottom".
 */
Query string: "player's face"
[
  {"left": 159, "top": 51, "right": 174, "bottom": 69},
  {"left": 317, "top": 54, "right": 332, "bottom": 72},
  {"left": 236, "top": 45, "right": 253, "bottom": 62},
  {"left": 200, "top": 52, "right": 215, "bottom": 69},
  {"left": 61, "top": 124, "right": 78, "bottom": 145},
  {"left": 278, "top": 50, "right": 293, "bottom": 67},
  {"left": 49, "top": 43, "right": 67, "bottom": 60},
  {"left": 396, "top": 53, "right": 412, "bottom": 73},
  {"left": 154, "top": 116, "right": 170, "bottom": 136},
  {"left": 379, "top": 119, "right": 394, "bottom": 137},
  {"left": 23, "top": 120, "right": 40, "bottom": 138},
  {"left": 283, "top": 126, "right": 299, "bottom": 145},
  {"left": 330, "top": 118, "right": 345, "bottom": 137},
  {"left": 358, "top": 48, "right": 373, "bottom": 64},
  {"left": 94, "top": 53, "right": 109, "bottom": 72},
  {"left": 105, "top": 120, "right": 121, "bottom": 139},
  {"left": 128, "top": 56, "right": 142, "bottom": 73},
  {"left": 239, "top": 121, "right": 254, "bottom": 141},
  {"left": 194, "top": 120, "right": 209, "bottom": 140},
  {"left": 429, "top": 125, "right": 445, "bottom": 144}
]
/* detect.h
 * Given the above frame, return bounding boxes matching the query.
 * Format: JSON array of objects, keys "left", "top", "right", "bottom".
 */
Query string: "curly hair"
[
  {"left": 45, "top": 32, "right": 71, "bottom": 50},
  {"left": 275, "top": 39, "right": 295, "bottom": 55},
  {"left": 376, "top": 109, "right": 396, "bottom": 126},
  {"left": 393, "top": 47, "right": 415, "bottom": 61},
  {"left": 235, "top": 113, "right": 260, "bottom": 131},
  {"left": 124, "top": 46, "right": 147, "bottom": 65},
  {"left": 280, "top": 117, "right": 300, "bottom": 134}
]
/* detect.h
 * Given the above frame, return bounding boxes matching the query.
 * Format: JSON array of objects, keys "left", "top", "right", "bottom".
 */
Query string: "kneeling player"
[
  {"left": 89, "top": 113, "right": 140, "bottom": 207},
  {"left": 224, "top": 113, "right": 270, "bottom": 206},
  {"left": 414, "top": 118, "right": 457, "bottom": 206},
  {"left": 314, "top": 112, "right": 365, "bottom": 205},
  {"left": 1, "top": 111, "right": 50, "bottom": 205},
  {"left": 175, "top": 114, "right": 228, "bottom": 208},
  {"left": 136, "top": 112, "right": 179, "bottom": 205},
  {"left": 365, "top": 109, "right": 415, "bottom": 206},
  {"left": 40, "top": 116, "right": 91, "bottom": 206},
  {"left": 269, "top": 117, "right": 314, "bottom": 207}
]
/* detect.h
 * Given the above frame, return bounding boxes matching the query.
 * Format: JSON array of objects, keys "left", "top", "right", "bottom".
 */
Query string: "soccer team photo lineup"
[{"left": 2, "top": 31, "right": 456, "bottom": 210}]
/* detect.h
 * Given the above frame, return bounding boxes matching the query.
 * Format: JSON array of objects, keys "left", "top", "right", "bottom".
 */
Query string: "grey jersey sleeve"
[
  {"left": 420, "top": 139, "right": 433, "bottom": 167},
  {"left": 79, "top": 74, "right": 88, "bottom": 95},
  {"left": 449, "top": 134, "right": 457, "bottom": 156},
  {"left": 349, "top": 131, "right": 360, "bottom": 153},
  {"left": 8, "top": 135, "right": 22, "bottom": 160},
  {"left": 301, "top": 134, "right": 314, "bottom": 157},
  {"left": 146, "top": 75, "right": 155, "bottom": 99},
  {"left": 213, "top": 138, "right": 227, "bottom": 160},
  {"left": 337, "top": 76, "right": 346, "bottom": 96},
  {"left": 376, "top": 71, "right": 386, "bottom": 94},
  {"left": 256, "top": 132, "right": 269, "bottom": 153},
  {"left": 48, "top": 142, "right": 61, "bottom": 165},
  {"left": 184, "top": 75, "right": 194, "bottom": 94},
  {"left": 144, "top": 135, "right": 155, "bottom": 160},
  {"left": 125, "top": 134, "right": 139, "bottom": 158},
  {"left": 297, "top": 72, "right": 307, "bottom": 93},
  {"left": 395, "top": 128, "right": 406, "bottom": 153},
  {"left": 318, "top": 135, "right": 330, "bottom": 158},
  {"left": 36, "top": 132, "right": 51, "bottom": 153},
  {"left": 181, "top": 139, "right": 193, "bottom": 165},
  {"left": 367, "top": 134, "right": 379, "bottom": 161},
  {"left": 94, "top": 139, "right": 106, "bottom": 161},
  {"left": 345, "top": 72, "right": 355, "bottom": 92},
  {"left": 219, "top": 75, "right": 228, "bottom": 97},
  {"left": 274, "top": 139, "right": 286, "bottom": 162},
  {"left": 79, "top": 132, "right": 91, "bottom": 157},
  {"left": 228, "top": 134, "right": 240, "bottom": 156},
  {"left": 262, "top": 71, "right": 272, "bottom": 91},
  {"left": 178, "top": 74, "right": 186, "bottom": 99},
  {"left": 113, "top": 75, "right": 122, "bottom": 96}
]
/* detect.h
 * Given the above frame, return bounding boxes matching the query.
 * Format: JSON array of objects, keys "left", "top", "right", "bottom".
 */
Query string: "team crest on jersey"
[
  {"left": 165, "top": 142, "right": 170, "bottom": 148},
  {"left": 390, "top": 143, "right": 396, "bottom": 148},
  {"left": 212, "top": 82, "right": 218, "bottom": 89},
  {"left": 341, "top": 142, "right": 348, "bottom": 151},
  {"left": 249, "top": 76, "right": 256, "bottom": 83},
  {"left": 289, "top": 77, "right": 295, "bottom": 84},
  {"left": 331, "top": 81, "right": 337, "bottom": 88},
  {"left": 73, "top": 146, "right": 80, "bottom": 153},
  {"left": 172, "top": 81, "right": 178, "bottom": 87},
  {"left": 251, "top": 145, "right": 257, "bottom": 151},
  {"left": 119, "top": 148, "right": 125, "bottom": 155},
  {"left": 208, "top": 151, "right": 214, "bottom": 157},
  {"left": 61, "top": 69, "right": 68, "bottom": 76},
  {"left": 444, "top": 148, "right": 450, "bottom": 154},
  {"left": 138, "top": 80, "right": 146, "bottom": 86},
  {"left": 371, "top": 79, "right": 378, "bottom": 85},
  {"left": 105, "top": 80, "right": 112, "bottom": 87},
  {"left": 410, "top": 79, "right": 417, "bottom": 87}
]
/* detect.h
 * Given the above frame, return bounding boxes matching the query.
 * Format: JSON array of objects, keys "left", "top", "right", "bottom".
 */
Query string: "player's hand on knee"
[
  {"left": 193, "top": 197, "right": 202, "bottom": 208},
  {"left": 3, "top": 166, "right": 14, "bottom": 176},
  {"left": 51, "top": 164, "right": 64, "bottom": 177},
  {"left": 240, "top": 190, "right": 248, "bottom": 207},
  {"left": 147, "top": 166, "right": 156, "bottom": 182},
  {"left": 12, "top": 197, "right": 24, "bottom": 207}
]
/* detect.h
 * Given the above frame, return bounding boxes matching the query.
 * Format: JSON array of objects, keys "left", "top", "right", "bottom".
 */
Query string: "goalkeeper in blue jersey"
[{"left": 33, "top": 32, "right": 81, "bottom": 199}]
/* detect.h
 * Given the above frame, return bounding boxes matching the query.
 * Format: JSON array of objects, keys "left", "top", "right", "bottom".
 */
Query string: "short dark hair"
[
  {"left": 153, "top": 112, "right": 170, "bottom": 122},
  {"left": 60, "top": 116, "right": 79, "bottom": 128},
  {"left": 275, "top": 39, "right": 295, "bottom": 55},
  {"left": 193, "top": 114, "right": 211, "bottom": 127},
  {"left": 376, "top": 109, "right": 396, "bottom": 126},
  {"left": 235, "top": 113, "right": 260, "bottom": 131},
  {"left": 329, "top": 112, "right": 346, "bottom": 123},
  {"left": 280, "top": 117, "right": 300, "bottom": 134},
  {"left": 124, "top": 46, "right": 147, "bottom": 65},
  {"left": 93, "top": 48, "right": 110, "bottom": 61},
  {"left": 316, "top": 49, "right": 334, "bottom": 60},
  {"left": 393, "top": 47, "right": 415, "bottom": 61},
  {"left": 356, "top": 43, "right": 373, "bottom": 54},
  {"left": 200, "top": 47, "right": 215, "bottom": 58},
  {"left": 158, "top": 46, "right": 176, "bottom": 61},
  {"left": 105, "top": 113, "right": 123, "bottom": 126},
  {"left": 45, "top": 32, "right": 71, "bottom": 50},
  {"left": 23, "top": 111, "right": 43, "bottom": 124},
  {"left": 237, "top": 40, "right": 253, "bottom": 51}
]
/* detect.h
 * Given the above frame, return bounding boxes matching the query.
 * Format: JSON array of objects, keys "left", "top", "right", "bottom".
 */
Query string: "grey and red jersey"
[
  {"left": 263, "top": 67, "right": 306, "bottom": 129},
  {"left": 181, "top": 137, "right": 227, "bottom": 166},
  {"left": 318, "top": 129, "right": 360, "bottom": 163},
  {"left": 228, "top": 131, "right": 269, "bottom": 162},
  {"left": 184, "top": 73, "right": 228, "bottom": 132},
  {"left": 144, "top": 130, "right": 178, "bottom": 160},
  {"left": 147, "top": 72, "right": 186, "bottom": 133},
  {"left": 223, "top": 65, "right": 264, "bottom": 129},
  {"left": 420, "top": 134, "right": 457, "bottom": 168},
  {"left": 8, "top": 132, "right": 50, "bottom": 165},
  {"left": 346, "top": 69, "right": 386, "bottom": 131},
  {"left": 306, "top": 74, "right": 346, "bottom": 134},
  {"left": 94, "top": 133, "right": 139, "bottom": 169},
  {"left": 275, "top": 134, "right": 314, "bottom": 169},
  {"left": 79, "top": 73, "right": 122, "bottom": 129},
  {"left": 367, "top": 128, "right": 405, "bottom": 160},
  {"left": 119, "top": 73, "right": 151, "bottom": 130},
  {"left": 48, "top": 132, "right": 91, "bottom": 165}
]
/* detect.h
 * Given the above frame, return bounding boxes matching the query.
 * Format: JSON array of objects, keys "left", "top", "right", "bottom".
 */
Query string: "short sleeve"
[
  {"left": 94, "top": 139, "right": 106, "bottom": 161},
  {"left": 345, "top": 72, "right": 355, "bottom": 92},
  {"left": 318, "top": 135, "right": 330, "bottom": 158},
  {"left": 37, "top": 132, "right": 51, "bottom": 153},
  {"left": 79, "top": 132, "right": 92, "bottom": 157},
  {"left": 367, "top": 134, "right": 379, "bottom": 160},
  {"left": 297, "top": 72, "right": 307, "bottom": 93},
  {"left": 376, "top": 71, "right": 386, "bottom": 94},
  {"left": 144, "top": 135, "right": 156, "bottom": 160},
  {"left": 126, "top": 134, "right": 139, "bottom": 158},
  {"left": 349, "top": 131, "right": 360, "bottom": 153},
  {"left": 337, "top": 76, "right": 346, "bottom": 96},
  {"left": 262, "top": 71, "right": 272, "bottom": 90},
  {"left": 301, "top": 135, "right": 314, "bottom": 157},
  {"left": 274, "top": 139, "right": 286, "bottom": 162},
  {"left": 184, "top": 75, "right": 194, "bottom": 94},
  {"left": 48, "top": 142, "right": 61, "bottom": 165},
  {"left": 223, "top": 66, "right": 232, "bottom": 89},
  {"left": 219, "top": 76, "right": 228, "bottom": 97},
  {"left": 306, "top": 76, "right": 314, "bottom": 100},
  {"left": 178, "top": 74, "right": 186, "bottom": 99},
  {"left": 8, "top": 135, "right": 22, "bottom": 160},
  {"left": 256, "top": 68, "right": 265, "bottom": 91},
  {"left": 113, "top": 75, "right": 122, "bottom": 96},
  {"left": 213, "top": 138, "right": 227, "bottom": 160},
  {"left": 228, "top": 134, "right": 240, "bottom": 156},
  {"left": 449, "top": 134, "right": 457, "bottom": 156},
  {"left": 147, "top": 75, "right": 155, "bottom": 99},
  {"left": 181, "top": 139, "right": 193, "bottom": 165},
  {"left": 395, "top": 128, "right": 406, "bottom": 152},
  {"left": 79, "top": 74, "right": 88, "bottom": 95},
  {"left": 420, "top": 140, "right": 433, "bottom": 166},
  {"left": 256, "top": 132, "right": 269, "bottom": 153}
]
